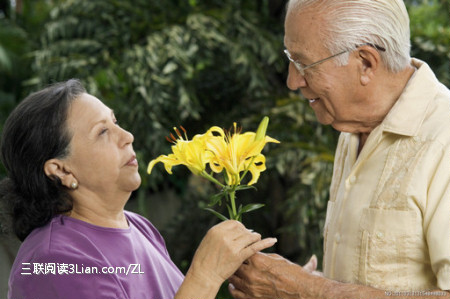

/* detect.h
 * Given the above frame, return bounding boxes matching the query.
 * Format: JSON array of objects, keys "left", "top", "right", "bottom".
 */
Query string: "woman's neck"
[
  {"left": 68, "top": 207, "right": 129, "bottom": 229},
  {"left": 67, "top": 190, "right": 130, "bottom": 228}
]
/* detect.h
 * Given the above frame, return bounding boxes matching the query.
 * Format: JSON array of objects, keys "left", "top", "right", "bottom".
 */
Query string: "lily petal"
[{"left": 246, "top": 154, "right": 266, "bottom": 185}]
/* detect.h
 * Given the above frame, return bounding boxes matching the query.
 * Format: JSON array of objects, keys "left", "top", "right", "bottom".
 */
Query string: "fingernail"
[
  {"left": 247, "top": 229, "right": 254, "bottom": 233},
  {"left": 229, "top": 283, "right": 235, "bottom": 290},
  {"left": 268, "top": 237, "right": 278, "bottom": 243}
]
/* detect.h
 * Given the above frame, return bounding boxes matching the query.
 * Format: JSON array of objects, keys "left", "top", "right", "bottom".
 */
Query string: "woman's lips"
[{"left": 126, "top": 156, "right": 138, "bottom": 166}]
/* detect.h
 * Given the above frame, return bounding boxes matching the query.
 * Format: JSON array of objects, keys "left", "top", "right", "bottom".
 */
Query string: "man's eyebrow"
[{"left": 284, "top": 46, "right": 307, "bottom": 61}]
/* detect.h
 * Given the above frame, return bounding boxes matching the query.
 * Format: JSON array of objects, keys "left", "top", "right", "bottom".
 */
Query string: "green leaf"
[
  {"left": 204, "top": 208, "right": 228, "bottom": 221},
  {"left": 240, "top": 203, "right": 265, "bottom": 214},
  {"left": 208, "top": 191, "right": 226, "bottom": 206},
  {"left": 235, "top": 185, "right": 257, "bottom": 192}
]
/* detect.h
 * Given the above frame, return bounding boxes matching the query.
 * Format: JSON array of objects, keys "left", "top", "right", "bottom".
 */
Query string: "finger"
[
  {"left": 234, "top": 231, "right": 262, "bottom": 248},
  {"left": 228, "top": 282, "right": 250, "bottom": 299},
  {"left": 231, "top": 263, "right": 250, "bottom": 279},
  {"left": 267, "top": 253, "right": 283, "bottom": 258},
  {"left": 228, "top": 273, "right": 247, "bottom": 292},
  {"left": 223, "top": 220, "right": 246, "bottom": 231},
  {"left": 242, "top": 251, "right": 272, "bottom": 268},
  {"left": 303, "top": 254, "right": 318, "bottom": 273},
  {"left": 312, "top": 270, "right": 324, "bottom": 277},
  {"left": 215, "top": 220, "right": 245, "bottom": 235},
  {"left": 241, "top": 237, "right": 277, "bottom": 260}
]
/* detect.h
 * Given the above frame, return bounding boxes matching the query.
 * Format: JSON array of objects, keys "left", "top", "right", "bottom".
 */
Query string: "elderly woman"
[{"left": 1, "top": 79, "right": 276, "bottom": 299}]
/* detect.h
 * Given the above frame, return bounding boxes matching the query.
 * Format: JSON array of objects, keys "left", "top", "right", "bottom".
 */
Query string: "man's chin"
[{"left": 314, "top": 114, "right": 334, "bottom": 127}]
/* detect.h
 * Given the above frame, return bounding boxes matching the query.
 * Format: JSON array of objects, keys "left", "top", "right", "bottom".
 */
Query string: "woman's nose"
[{"left": 119, "top": 127, "right": 134, "bottom": 146}]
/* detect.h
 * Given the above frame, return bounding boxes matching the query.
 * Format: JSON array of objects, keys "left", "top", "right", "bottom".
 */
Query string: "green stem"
[
  {"left": 201, "top": 171, "right": 225, "bottom": 188},
  {"left": 229, "top": 188, "right": 237, "bottom": 220}
]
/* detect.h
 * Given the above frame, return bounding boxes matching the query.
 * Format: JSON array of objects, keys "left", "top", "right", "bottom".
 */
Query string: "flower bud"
[{"left": 255, "top": 116, "right": 269, "bottom": 141}]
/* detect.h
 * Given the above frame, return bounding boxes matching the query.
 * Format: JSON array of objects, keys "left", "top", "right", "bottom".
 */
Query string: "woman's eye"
[{"left": 99, "top": 128, "right": 108, "bottom": 135}]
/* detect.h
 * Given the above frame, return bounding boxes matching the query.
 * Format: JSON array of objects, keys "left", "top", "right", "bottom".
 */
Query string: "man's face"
[{"left": 284, "top": 8, "right": 375, "bottom": 133}]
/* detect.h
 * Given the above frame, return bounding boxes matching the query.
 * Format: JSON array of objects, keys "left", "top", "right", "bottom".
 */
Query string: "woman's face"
[{"left": 63, "top": 93, "right": 141, "bottom": 197}]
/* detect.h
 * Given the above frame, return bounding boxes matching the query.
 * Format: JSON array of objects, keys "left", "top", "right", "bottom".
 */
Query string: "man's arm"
[{"left": 228, "top": 253, "right": 450, "bottom": 299}]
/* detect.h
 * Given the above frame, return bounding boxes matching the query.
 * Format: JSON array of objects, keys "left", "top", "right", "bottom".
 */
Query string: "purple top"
[{"left": 8, "top": 211, "right": 184, "bottom": 299}]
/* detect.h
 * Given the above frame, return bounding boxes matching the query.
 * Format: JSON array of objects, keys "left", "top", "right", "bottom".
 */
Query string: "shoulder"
[
  {"left": 9, "top": 220, "right": 125, "bottom": 299},
  {"left": 124, "top": 210, "right": 169, "bottom": 254},
  {"left": 11, "top": 216, "right": 108, "bottom": 272},
  {"left": 12, "top": 215, "right": 129, "bottom": 274},
  {"left": 404, "top": 60, "right": 450, "bottom": 147},
  {"left": 124, "top": 210, "right": 160, "bottom": 237}
]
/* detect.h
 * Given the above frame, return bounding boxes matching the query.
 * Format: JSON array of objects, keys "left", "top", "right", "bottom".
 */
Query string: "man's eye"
[{"left": 99, "top": 128, "right": 108, "bottom": 135}]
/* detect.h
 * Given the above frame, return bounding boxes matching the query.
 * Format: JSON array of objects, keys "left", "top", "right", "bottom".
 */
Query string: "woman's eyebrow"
[{"left": 90, "top": 109, "right": 115, "bottom": 132}]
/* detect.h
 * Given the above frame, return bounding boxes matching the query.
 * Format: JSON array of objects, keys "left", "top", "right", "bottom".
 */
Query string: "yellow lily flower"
[
  {"left": 147, "top": 117, "right": 279, "bottom": 222},
  {"left": 206, "top": 123, "right": 279, "bottom": 185},
  {"left": 147, "top": 127, "right": 212, "bottom": 176}
]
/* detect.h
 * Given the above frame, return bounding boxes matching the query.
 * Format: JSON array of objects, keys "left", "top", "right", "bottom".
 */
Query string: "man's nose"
[{"left": 286, "top": 64, "right": 307, "bottom": 90}]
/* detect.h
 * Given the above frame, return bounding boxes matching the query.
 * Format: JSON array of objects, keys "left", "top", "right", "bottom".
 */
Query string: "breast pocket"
[{"left": 358, "top": 208, "right": 425, "bottom": 290}]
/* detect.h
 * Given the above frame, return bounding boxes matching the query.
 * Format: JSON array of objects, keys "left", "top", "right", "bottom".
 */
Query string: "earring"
[{"left": 70, "top": 182, "right": 78, "bottom": 189}]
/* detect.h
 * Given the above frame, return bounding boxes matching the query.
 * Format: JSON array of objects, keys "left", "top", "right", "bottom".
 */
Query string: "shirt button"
[
  {"left": 335, "top": 233, "right": 341, "bottom": 243},
  {"left": 349, "top": 175, "right": 356, "bottom": 184},
  {"left": 376, "top": 232, "right": 384, "bottom": 238}
]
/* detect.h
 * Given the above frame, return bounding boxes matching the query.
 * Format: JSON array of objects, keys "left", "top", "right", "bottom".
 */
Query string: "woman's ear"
[
  {"left": 44, "top": 159, "right": 76, "bottom": 189},
  {"left": 357, "top": 45, "right": 381, "bottom": 86}
]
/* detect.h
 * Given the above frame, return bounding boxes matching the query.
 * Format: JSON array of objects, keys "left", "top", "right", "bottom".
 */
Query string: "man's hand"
[
  {"left": 228, "top": 252, "right": 314, "bottom": 299},
  {"left": 303, "top": 254, "right": 323, "bottom": 277},
  {"left": 228, "top": 253, "right": 450, "bottom": 299}
]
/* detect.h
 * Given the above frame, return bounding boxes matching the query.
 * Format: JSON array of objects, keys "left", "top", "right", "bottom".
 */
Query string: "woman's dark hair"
[{"left": 0, "top": 79, "right": 86, "bottom": 241}]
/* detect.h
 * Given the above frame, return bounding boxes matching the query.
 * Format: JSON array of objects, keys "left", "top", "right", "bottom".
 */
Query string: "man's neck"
[{"left": 357, "top": 63, "right": 416, "bottom": 155}]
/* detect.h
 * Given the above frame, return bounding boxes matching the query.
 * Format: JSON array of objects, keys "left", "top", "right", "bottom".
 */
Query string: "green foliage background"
[{"left": 0, "top": 0, "right": 449, "bottom": 298}]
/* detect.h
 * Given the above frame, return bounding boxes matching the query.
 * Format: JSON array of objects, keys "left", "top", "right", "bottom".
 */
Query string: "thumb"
[{"left": 303, "top": 254, "right": 318, "bottom": 273}]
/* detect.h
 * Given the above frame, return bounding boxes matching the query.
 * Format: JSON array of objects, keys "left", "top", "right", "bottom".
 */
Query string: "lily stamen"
[
  {"left": 174, "top": 127, "right": 183, "bottom": 139},
  {"left": 179, "top": 125, "right": 188, "bottom": 140}
]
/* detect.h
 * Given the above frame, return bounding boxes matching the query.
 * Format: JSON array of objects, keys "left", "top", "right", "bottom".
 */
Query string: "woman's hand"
[
  {"left": 191, "top": 220, "right": 277, "bottom": 285},
  {"left": 175, "top": 220, "right": 277, "bottom": 299}
]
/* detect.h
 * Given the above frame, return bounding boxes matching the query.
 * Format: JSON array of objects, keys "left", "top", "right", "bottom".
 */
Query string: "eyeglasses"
[{"left": 284, "top": 43, "right": 386, "bottom": 76}]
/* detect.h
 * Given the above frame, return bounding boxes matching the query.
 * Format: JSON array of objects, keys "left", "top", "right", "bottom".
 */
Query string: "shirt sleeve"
[
  {"left": 9, "top": 249, "right": 129, "bottom": 299},
  {"left": 423, "top": 145, "right": 450, "bottom": 290}
]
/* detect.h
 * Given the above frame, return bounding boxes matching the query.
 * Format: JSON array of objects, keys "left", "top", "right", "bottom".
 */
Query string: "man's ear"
[
  {"left": 357, "top": 45, "right": 381, "bottom": 86},
  {"left": 44, "top": 159, "right": 76, "bottom": 189}
]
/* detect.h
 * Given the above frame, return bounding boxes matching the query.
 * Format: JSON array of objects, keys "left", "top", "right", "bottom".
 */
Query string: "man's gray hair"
[{"left": 287, "top": 0, "right": 411, "bottom": 73}]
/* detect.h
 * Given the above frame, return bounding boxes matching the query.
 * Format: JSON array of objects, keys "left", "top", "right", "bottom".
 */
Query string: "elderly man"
[{"left": 228, "top": 0, "right": 450, "bottom": 298}]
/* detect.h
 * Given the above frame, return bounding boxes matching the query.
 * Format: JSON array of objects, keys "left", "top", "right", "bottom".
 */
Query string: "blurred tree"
[
  {"left": 0, "top": 0, "right": 448, "bottom": 298},
  {"left": 407, "top": 0, "right": 450, "bottom": 86},
  {"left": 0, "top": 0, "right": 55, "bottom": 134}
]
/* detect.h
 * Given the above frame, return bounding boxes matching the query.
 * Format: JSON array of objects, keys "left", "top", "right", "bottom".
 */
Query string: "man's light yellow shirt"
[{"left": 323, "top": 59, "right": 450, "bottom": 291}]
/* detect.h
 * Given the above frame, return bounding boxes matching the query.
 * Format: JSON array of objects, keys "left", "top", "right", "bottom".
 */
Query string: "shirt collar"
[{"left": 381, "top": 59, "right": 439, "bottom": 137}]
